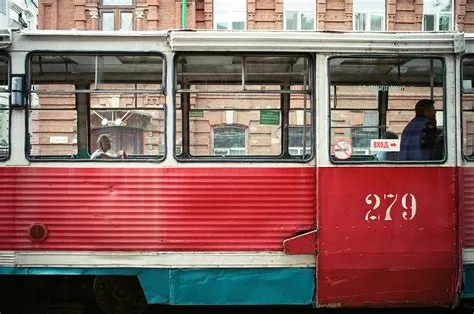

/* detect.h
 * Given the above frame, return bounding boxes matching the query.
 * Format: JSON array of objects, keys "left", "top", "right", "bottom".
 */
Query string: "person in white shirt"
[{"left": 90, "top": 134, "right": 127, "bottom": 159}]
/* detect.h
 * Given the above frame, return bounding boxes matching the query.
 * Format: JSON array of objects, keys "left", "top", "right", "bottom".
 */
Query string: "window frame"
[
  {"left": 283, "top": 0, "right": 316, "bottom": 31},
  {"left": 461, "top": 54, "right": 474, "bottom": 161},
  {"left": 25, "top": 51, "right": 167, "bottom": 162},
  {"left": 0, "top": 52, "right": 11, "bottom": 161},
  {"left": 173, "top": 52, "right": 315, "bottom": 163},
  {"left": 100, "top": 9, "right": 135, "bottom": 31},
  {"left": 99, "top": 0, "right": 135, "bottom": 31},
  {"left": 352, "top": 0, "right": 386, "bottom": 32},
  {"left": 422, "top": 0, "right": 453, "bottom": 32},
  {"left": 213, "top": 0, "right": 247, "bottom": 30},
  {"left": 327, "top": 54, "right": 447, "bottom": 165}
]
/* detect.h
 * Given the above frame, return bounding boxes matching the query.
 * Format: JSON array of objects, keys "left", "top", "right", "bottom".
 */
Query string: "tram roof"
[
  {"left": 169, "top": 30, "right": 465, "bottom": 55},
  {"left": 3, "top": 29, "right": 467, "bottom": 55}
]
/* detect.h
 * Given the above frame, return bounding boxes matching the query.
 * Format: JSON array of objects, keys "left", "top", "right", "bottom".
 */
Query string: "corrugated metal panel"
[
  {"left": 0, "top": 167, "right": 315, "bottom": 251},
  {"left": 464, "top": 168, "right": 474, "bottom": 247}
]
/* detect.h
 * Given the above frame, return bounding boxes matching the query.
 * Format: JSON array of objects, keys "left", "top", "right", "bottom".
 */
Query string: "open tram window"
[
  {"left": 0, "top": 55, "right": 9, "bottom": 160},
  {"left": 27, "top": 53, "right": 165, "bottom": 160},
  {"left": 329, "top": 56, "right": 445, "bottom": 163},
  {"left": 175, "top": 53, "right": 313, "bottom": 161}
]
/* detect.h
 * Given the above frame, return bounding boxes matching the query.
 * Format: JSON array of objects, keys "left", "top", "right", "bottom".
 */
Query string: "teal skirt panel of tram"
[
  {"left": 0, "top": 267, "right": 315, "bottom": 305},
  {"left": 464, "top": 264, "right": 474, "bottom": 298}
]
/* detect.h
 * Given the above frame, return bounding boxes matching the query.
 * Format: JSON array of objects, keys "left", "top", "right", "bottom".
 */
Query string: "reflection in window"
[
  {"left": 423, "top": 0, "right": 452, "bottom": 31},
  {"left": 214, "top": 0, "right": 246, "bottom": 30},
  {"left": 284, "top": 0, "right": 315, "bottom": 31},
  {"left": 213, "top": 126, "right": 246, "bottom": 156},
  {"left": 353, "top": 0, "right": 385, "bottom": 31}
]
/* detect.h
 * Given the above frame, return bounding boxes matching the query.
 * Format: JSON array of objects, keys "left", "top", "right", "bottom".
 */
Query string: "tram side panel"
[
  {"left": 317, "top": 167, "right": 457, "bottom": 307},
  {"left": 315, "top": 53, "right": 458, "bottom": 307}
]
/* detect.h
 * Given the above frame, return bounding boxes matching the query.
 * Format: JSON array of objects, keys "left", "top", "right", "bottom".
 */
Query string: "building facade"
[{"left": 38, "top": 0, "right": 474, "bottom": 33}]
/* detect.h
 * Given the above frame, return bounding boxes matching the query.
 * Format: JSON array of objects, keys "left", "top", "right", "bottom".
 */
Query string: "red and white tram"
[{"left": 0, "top": 29, "right": 469, "bottom": 312}]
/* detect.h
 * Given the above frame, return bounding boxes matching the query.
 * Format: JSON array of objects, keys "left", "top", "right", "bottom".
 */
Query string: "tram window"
[
  {"left": 0, "top": 55, "right": 9, "bottom": 160},
  {"left": 329, "top": 57, "right": 445, "bottom": 163},
  {"left": 175, "top": 54, "right": 313, "bottom": 160},
  {"left": 462, "top": 56, "right": 474, "bottom": 160},
  {"left": 27, "top": 53, "right": 165, "bottom": 160}
]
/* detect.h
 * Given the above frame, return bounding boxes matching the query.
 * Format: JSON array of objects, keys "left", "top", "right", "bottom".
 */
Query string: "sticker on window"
[{"left": 334, "top": 139, "right": 352, "bottom": 160}]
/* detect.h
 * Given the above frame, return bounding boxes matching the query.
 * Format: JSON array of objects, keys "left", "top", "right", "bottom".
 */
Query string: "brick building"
[{"left": 38, "top": 0, "right": 474, "bottom": 33}]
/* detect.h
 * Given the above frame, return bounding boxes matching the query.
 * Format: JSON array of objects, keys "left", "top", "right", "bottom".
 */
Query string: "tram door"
[
  {"left": 316, "top": 55, "right": 458, "bottom": 307},
  {"left": 460, "top": 55, "right": 474, "bottom": 299}
]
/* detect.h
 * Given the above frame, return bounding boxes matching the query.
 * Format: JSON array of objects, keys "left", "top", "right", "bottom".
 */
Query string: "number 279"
[{"left": 365, "top": 193, "right": 417, "bottom": 221}]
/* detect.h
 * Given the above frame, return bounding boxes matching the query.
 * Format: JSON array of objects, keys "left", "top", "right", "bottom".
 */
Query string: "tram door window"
[
  {"left": 175, "top": 54, "right": 313, "bottom": 160},
  {"left": 329, "top": 57, "right": 445, "bottom": 162},
  {"left": 462, "top": 56, "right": 474, "bottom": 159},
  {"left": 0, "top": 55, "right": 8, "bottom": 160},
  {"left": 27, "top": 53, "right": 165, "bottom": 160}
]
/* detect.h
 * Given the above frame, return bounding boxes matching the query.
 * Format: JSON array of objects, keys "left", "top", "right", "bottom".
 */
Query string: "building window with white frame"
[
  {"left": 212, "top": 126, "right": 246, "bottom": 156},
  {"left": 423, "top": 0, "right": 453, "bottom": 31},
  {"left": 213, "top": 0, "right": 246, "bottom": 30},
  {"left": 289, "top": 126, "right": 312, "bottom": 156},
  {"left": 353, "top": 0, "right": 385, "bottom": 31},
  {"left": 284, "top": 0, "right": 315, "bottom": 31}
]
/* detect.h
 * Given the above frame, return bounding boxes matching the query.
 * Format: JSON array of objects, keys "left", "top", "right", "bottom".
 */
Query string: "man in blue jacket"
[{"left": 399, "top": 99, "right": 437, "bottom": 161}]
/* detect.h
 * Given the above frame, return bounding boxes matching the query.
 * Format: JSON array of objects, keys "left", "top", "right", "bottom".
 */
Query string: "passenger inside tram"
[{"left": 90, "top": 134, "right": 127, "bottom": 160}]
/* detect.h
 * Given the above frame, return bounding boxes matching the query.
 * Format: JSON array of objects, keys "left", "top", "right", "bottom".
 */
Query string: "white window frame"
[
  {"left": 213, "top": 0, "right": 247, "bottom": 30},
  {"left": 353, "top": 0, "right": 385, "bottom": 31},
  {"left": 212, "top": 126, "right": 247, "bottom": 156},
  {"left": 422, "top": 0, "right": 453, "bottom": 31},
  {"left": 288, "top": 126, "right": 312, "bottom": 156},
  {"left": 283, "top": 0, "right": 316, "bottom": 31}
]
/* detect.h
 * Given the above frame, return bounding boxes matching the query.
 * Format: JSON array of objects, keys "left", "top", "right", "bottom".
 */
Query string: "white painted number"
[
  {"left": 365, "top": 194, "right": 381, "bottom": 221},
  {"left": 364, "top": 193, "right": 417, "bottom": 222},
  {"left": 401, "top": 193, "right": 417, "bottom": 221}
]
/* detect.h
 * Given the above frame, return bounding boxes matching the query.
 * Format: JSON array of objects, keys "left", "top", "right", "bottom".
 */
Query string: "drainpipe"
[{"left": 182, "top": 0, "right": 187, "bottom": 29}]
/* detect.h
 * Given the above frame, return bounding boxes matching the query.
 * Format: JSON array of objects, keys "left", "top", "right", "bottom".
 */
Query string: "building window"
[
  {"left": 289, "top": 126, "right": 311, "bottom": 156},
  {"left": 353, "top": 0, "right": 385, "bottom": 31},
  {"left": 351, "top": 125, "right": 379, "bottom": 155},
  {"left": 100, "top": 0, "right": 134, "bottom": 31},
  {"left": 212, "top": 126, "right": 246, "bottom": 156},
  {"left": 423, "top": 0, "right": 453, "bottom": 31},
  {"left": 213, "top": 0, "right": 246, "bottom": 30},
  {"left": 284, "top": 0, "right": 315, "bottom": 31},
  {"left": 0, "top": 0, "right": 6, "bottom": 15}
]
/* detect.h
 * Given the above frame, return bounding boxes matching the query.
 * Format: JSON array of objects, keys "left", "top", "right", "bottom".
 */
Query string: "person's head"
[
  {"left": 97, "top": 134, "right": 111, "bottom": 152},
  {"left": 415, "top": 99, "right": 436, "bottom": 121},
  {"left": 382, "top": 131, "right": 398, "bottom": 139}
]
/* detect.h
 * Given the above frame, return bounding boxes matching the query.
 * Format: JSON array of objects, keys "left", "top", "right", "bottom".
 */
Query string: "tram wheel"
[{"left": 93, "top": 276, "right": 148, "bottom": 314}]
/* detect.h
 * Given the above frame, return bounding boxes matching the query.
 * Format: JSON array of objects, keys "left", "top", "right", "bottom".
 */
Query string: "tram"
[{"left": 0, "top": 29, "right": 470, "bottom": 312}]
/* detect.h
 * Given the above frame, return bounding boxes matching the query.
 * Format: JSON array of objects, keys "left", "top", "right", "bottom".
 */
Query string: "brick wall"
[{"left": 39, "top": 0, "right": 469, "bottom": 32}]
